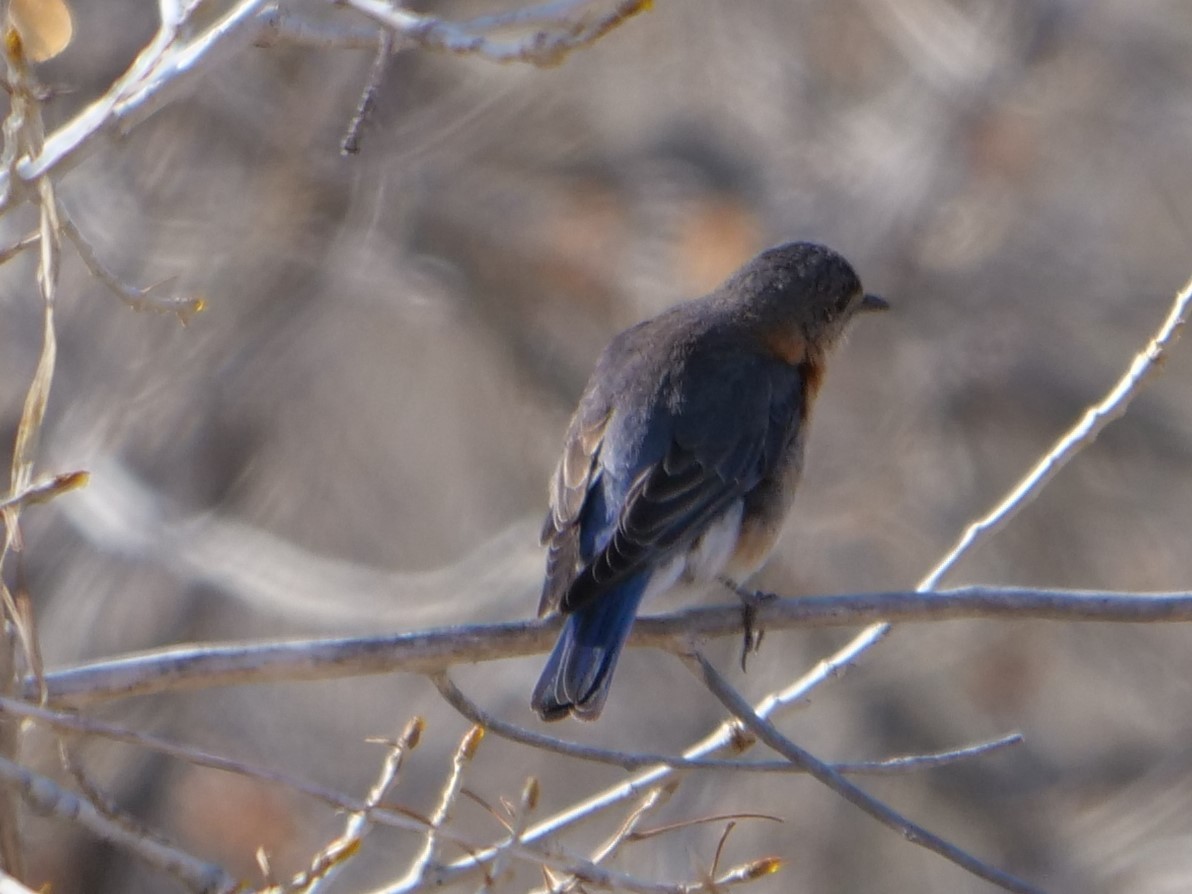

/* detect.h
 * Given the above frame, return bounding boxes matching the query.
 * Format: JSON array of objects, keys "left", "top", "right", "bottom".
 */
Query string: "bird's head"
[{"left": 724, "top": 241, "right": 888, "bottom": 355}]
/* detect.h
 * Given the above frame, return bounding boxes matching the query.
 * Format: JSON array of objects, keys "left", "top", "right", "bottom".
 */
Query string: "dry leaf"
[{"left": 9, "top": 0, "right": 73, "bottom": 62}]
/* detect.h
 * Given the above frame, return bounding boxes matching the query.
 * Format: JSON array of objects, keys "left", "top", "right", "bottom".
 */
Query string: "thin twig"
[
  {"left": 560, "top": 813, "right": 790, "bottom": 894},
  {"left": 302, "top": 718, "right": 424, "bottom": 893},
  {"left": 537, "top": 784, "right": 673, "bottom": 894},
  {"left": 61, "top": 217, "right": 203, "bottom": 323},
  {"left": 4, "top": 702, "right": 782, "bottom": 894},
  {"left": 424, "top": 653, "right": 1014, "bottom": 890},
  {"left": 682, "top": 650, "right": 1045, "bottom": 894},
  {"left": 433, "top": 671, "right": 1022, "bottom": 774},
  {"left": 0, "top": 0, "right": 643, "bottom": 210},
  {"left": 0, "top": 754, "right": 237, "bottom": 893},
  {"left": 379, "top": 832, "right": 777, "bottom": 894},
  {"left": 843, "top": 733, "right": 1024, "bottom": 773},
  {"left": 4, "top": 130, "right": 59, "bottom": 554},
  {"left": 0, "top": 682, "right": 1020, "bottom": 815},
  {"left": 581, "top": 785, "right": 672, "bottom": 874},
  {"left": 460, "top": 0, "right": 617, "bottom": 33},
  {"left": 0, "top": 30, "right": 62, "bottom": 877},
  {"left": 0, "top": 471, "right": 88, "bottom": 512},
  {"left": 705, "top": 857, "right": 784, "bottom": 889},
  {"left": 0, "top": 231, "right": 39, "bottom": 266},
  {"left": 0, "top": 695, "right": 637, "bottom": 884},
  {"left": 53, "top": 738, "right": 201, "bottom": 894},
  {"left": 0, "top": 0, "right": 273, "bottom": 208},
  {"left": 0, "top": 695, "right": 419, "bottom": 830},
  {"left": 479, "top": 776, "right": 538, "bottom": 894},
  {"left": 341, "top": 29, "right": 394, "bottom": 155},
  {"left": 407, "top": 726, "right": 484, "bottom": 884},
  {"left": 58, "top": 741, "right": 124, "bottom": 823},
  {"left": 922, "top": 273, "right": 1192, "bottom": 590},
  {"left": 0, "top": 625, "right": 19, "bottom": 882},
  {"left": 710, "top": 823, "right": 737, "bottom": 880},
  {"left": 255, "top": 7, "right": 383, "bottom": 49},
  {"left": 725, "top": 268, "right": 1192, "bottom": 792},
  {"left": 694, "top": 822, "right": 784, "bottom": 892},
  {"left": 341, "top": 0, "right": 651, "bottom": 66}
]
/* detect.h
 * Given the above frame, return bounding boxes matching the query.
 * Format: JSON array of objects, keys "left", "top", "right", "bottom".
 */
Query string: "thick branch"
[{"left": 26, "top": 586, "right": 1192, "bottom": 704}]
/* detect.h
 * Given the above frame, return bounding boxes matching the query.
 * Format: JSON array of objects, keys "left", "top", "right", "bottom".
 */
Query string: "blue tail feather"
[{"left": 531, "top": 576, "right": 648, "bottom": 721}]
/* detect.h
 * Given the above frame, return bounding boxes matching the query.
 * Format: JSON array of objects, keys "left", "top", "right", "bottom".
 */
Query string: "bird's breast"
[
  {"left": 682, "top": 499, "right": 746, "bottom": 583},
  {"left": 757, "top": 325, "right": 805, "bottom": 363},
  {"left": 722, "top": 419, "right": 808, "bottom": 582},
  {"left": 672, "top": 490, "right": 787, "bottom": 587},
  {"left": 722, "top": 511, "right": 787, "bottom": 581}
]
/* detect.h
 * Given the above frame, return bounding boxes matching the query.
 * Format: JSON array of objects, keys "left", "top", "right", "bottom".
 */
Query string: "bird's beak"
[{"left": 859, "top": 293, "right": 889, "bottom": 312}]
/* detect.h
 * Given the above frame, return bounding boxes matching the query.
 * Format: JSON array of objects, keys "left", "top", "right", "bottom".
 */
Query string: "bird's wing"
[
  {"left": 538, "top": 400, "right": 611, "bottom": 617},
  {"left": 559, "top": 351, "right": 804, "bottom": 614}
]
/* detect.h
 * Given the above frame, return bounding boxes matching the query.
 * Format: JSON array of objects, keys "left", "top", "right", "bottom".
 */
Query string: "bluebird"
[{"left": 531, "top": 241, "right": 887, "bottom": 721}]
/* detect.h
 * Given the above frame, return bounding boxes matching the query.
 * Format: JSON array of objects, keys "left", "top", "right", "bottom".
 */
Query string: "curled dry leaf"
[{"left": 9, "top": 0, "right": 73, "bottom": 62}]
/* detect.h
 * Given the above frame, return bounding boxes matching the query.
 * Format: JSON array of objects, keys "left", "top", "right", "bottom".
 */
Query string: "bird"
[{"left": 531, "top": 241, "right": 887, "bottom": 721}]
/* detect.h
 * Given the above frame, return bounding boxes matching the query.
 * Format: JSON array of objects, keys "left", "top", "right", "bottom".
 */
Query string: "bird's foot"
[{"left": 721, "top": 579, "right": 777, "bottom": 672}]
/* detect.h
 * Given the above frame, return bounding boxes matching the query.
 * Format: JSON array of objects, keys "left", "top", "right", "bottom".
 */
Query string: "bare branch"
[
  {"left": 0, "top": 627, "right": 20, "bottom": 882},
  {"left": 61, "top": 217, "right": 203, "bottom": 322},
  {"left": 3, "top": 675, "right": 1022, "bottom": 894},
  {"left": 0, "top": 0, "right": 272, "bottom": 208},
  {"left": 533, "top": 785, "right": 677, "bottom": 894},
  {"left": 406, "top": 726, "right": 485, "bottom": 884},
  {"left": 0, "top": 696, "right": 643, "bottom": 886},
  {"left": 0, "top": 2, "right": 1183, "bottom": 889},
  {"left": 0, "top": 231, "right": 39, "bottom": 267},
  {"left": 27, "top": 586, "right": 1192, "bottom": 704},
  {"left": 254, "top": 8, "right": 383, "bottom": 50},
  {"left": 434, "top": 671, "right": 1022, "bottom": 774},
  {"left": 0, "top": 470, "right": 88, "bottom": 512},
  {"left": 840, "top": 733, "right": 1024, "bottom": 774},
  {"left": 920, "top": 270, "right": 1192, "bottom": 591},
  {"left": 421, "top": 651, "right": 1025, "bottom": 891},
  {"left": 730, "top": 268, "right": 1192, "bottom": 790},
  {"left": 462, "top": 0, "right": 627, "bottom": 32},
  {"left": 705, "top": 857, "right": 784, "bottom": 890},
  {"left": 682, "top": 650, "right": 1045, "bottom": 894},
  {"left": 699, "top": 823, "right": 785, "bottom": 892},
  {"left": 0, "top": 754, "right": 237, "bottom": 893},
  {"left": 340, "top": 29, "right": 395, "bottom": 155},
  {"left": 0, "top": 695, "right": 425, "bottom": 832},
  {"left": 0, "top": 29, "right": 63, "bottom": 877},
  {"left": 584, "top": 785, "right": 672, "bottom": 871},
  {"left": 301, "top": 718, "right": 424, "bottom": 893},
  {"left": 0, "top": 0, "right": 649, "bottom": 211},
  {"left": 341, "top": 0, "right": 651, "bottom": 66},
  {"left": 479, "top": 776, "right": 538, "bottom": 894}
]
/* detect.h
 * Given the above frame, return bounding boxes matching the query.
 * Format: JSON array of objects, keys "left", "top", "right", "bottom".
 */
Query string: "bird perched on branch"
[{"left": 532, "top": 241, "right": 887, "bottom": 721}]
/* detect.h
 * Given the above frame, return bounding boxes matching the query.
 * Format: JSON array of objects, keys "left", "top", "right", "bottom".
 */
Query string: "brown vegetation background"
[{"left": 5, "top": 1, "right": 1192, "bottom": 892}]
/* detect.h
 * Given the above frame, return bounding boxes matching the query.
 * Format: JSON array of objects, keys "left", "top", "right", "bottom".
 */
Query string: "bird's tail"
[{"left": 531, "top": 575, "right": 648, "bottom": 721}]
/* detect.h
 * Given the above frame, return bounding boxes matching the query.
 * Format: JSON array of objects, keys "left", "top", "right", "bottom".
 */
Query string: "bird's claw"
[{"left": 723, "top": 580, "right": 776, "bottom": 672}]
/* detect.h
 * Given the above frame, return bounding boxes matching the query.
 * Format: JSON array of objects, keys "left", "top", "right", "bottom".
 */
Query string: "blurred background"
[{"left": 4, "top": 0, "right": 1192, "bottom": 891}]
